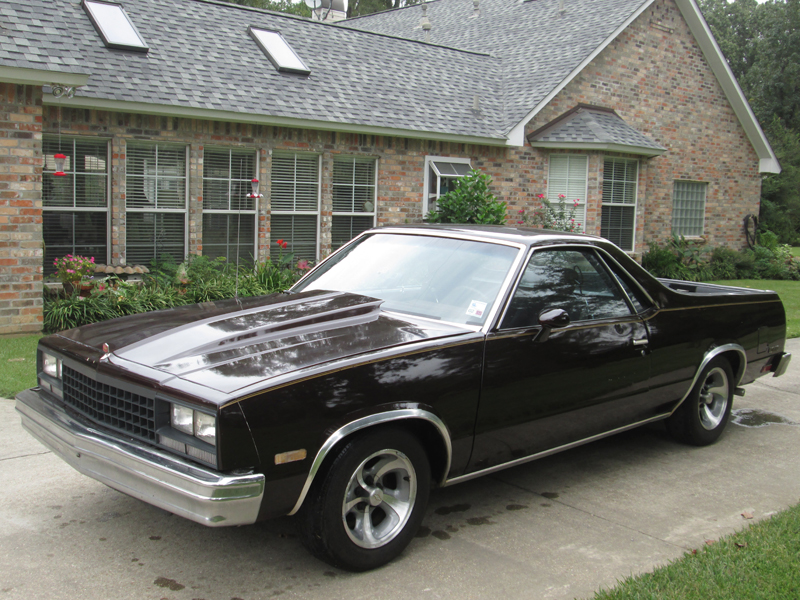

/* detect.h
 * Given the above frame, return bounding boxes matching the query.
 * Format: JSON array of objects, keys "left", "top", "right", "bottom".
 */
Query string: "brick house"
[{"left": 0, "top": 0, "right": 779, "bottom": 335}]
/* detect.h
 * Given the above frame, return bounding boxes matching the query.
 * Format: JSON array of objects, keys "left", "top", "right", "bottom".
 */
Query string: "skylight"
[
  {"left": 248, "top": 27, "right": 310, "bottom": 75},
  {"left": 82, "top": 0, "right": 149, "bottom": 52}
]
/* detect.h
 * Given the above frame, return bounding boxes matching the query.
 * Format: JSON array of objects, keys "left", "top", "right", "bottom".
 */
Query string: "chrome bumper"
[
  {"left": 774, "top": 352, "right": 792, "bottom": 378},
  {"left": 15, "top": 388, "right": 264, "bottom": 527}
]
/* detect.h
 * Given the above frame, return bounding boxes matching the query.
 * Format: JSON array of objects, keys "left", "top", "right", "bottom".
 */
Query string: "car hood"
[{"left": 55, "top": 290, "right": 469, "bottom": 395}]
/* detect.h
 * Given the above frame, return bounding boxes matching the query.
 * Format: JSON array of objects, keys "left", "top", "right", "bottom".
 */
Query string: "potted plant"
[{"left": 53, "top": 254, "right": 96, "bottom": 296}]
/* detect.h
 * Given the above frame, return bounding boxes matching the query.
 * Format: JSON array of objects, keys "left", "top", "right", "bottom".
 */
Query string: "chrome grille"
[{"left": 62, "top": 366, "right": 156, "bottom": 442}]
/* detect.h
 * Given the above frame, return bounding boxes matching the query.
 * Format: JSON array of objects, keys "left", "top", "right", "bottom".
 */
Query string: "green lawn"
[
  {"left": 791, "top": 246, "right": 800, "bottom": 258},
  {"left": 0, "top": 334, "right": 40, "bottom": 398},
  {"left": 593, "top": 503, "right": 800, "bottom": 600},
  {"left": 707, "top": 279, "right": 800, "bottom": 339}
]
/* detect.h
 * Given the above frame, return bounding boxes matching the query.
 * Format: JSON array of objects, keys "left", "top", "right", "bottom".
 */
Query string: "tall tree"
[
  {"left": 347, "top": 0, "right": 420, "bottom": 18},
  {"left": 700, "top": 0, "right": 800, "bottom": 243},
  {"left": 222, "top": 0, "right": 312, "bottom": 17}
]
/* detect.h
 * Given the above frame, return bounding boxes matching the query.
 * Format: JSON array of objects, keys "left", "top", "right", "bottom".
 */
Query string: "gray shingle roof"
[
  {"left": 0, "top": 0, "right": 654, "bottom": 143},
  {"left": 346, "top": 0, "right": 652, "bottom": 133},
  {"left": 1, "top": 0, "right": 505, "bottom": 140},
  {"left": 528, "top": 105, "right": 666, "bottom": 155}
]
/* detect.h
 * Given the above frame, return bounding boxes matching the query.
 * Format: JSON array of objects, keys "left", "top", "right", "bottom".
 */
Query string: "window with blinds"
[
  {"left": 332, "top": 157, "right": 376, "bottom": 251},
  {"left": 271, "top": 153, "right": 320, "bottom": 261},
  {"left": 202, "top": 148, "right": 258, "bottom": 263},
  {"left": 42, "top": 136, "right": 109, "bottom": 274},
  {"left": 600, "top": 158, "right": 638, "bottom": 251},
  {"left": 672, "top": 181, "right": 707, "bottom": 237},
  {"left": 126, "top": 142, "right": 187, "bottom": 264},
  {"left": 548, "top": 155, "right": 588, "bottom": 230}
]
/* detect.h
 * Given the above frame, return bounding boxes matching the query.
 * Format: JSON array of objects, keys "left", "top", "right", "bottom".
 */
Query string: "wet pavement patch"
[
  {"left": 506, "top": 504, "right": 528, "bottom": 511},
  {"left": 432, "top": 530, "right": 451, "bottom": 540},
  {"left": 466, "top": 516, "right": 494, "bottom": 526},
  {"left": 541, "top": 492, "right": 559, "bottom": 499},
  {"left": 732, "top": 409, "right": 797, "bottom": 428},
  {"left": 415, "top": 525, "right": 432, "bottom": 538},
  {"left": 434, "top": 503, "right": 471, "bottom": 515},
  {"left": 154, "top": 577, "right": 184, "bottom": 591}
]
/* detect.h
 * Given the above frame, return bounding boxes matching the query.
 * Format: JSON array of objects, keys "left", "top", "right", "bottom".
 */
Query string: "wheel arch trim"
[
  {"left": 287, "top": 409, "right": 452, "bottom": 516},
  {"left": 669, "top": 343, "right": 746, "bottom": 416}
]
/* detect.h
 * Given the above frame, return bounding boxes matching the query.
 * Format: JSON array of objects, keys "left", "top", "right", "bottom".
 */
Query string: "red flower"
[
  {"left": 281, "top": 241, "right": 288, "bottom": 249},
  {"left": 276, "top": 239, "right": 284, "bottom": 246}
]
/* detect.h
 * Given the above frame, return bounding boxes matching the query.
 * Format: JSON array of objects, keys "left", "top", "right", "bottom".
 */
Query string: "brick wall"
[
  {"left": 0, "top": 83, "right": 43, "bottom": 336},
  {"left": 0, "top": 0, "right": 766, "bottom": 334},
  {"left": 526, "top": 0, "right": 762, "bottom": 249}
]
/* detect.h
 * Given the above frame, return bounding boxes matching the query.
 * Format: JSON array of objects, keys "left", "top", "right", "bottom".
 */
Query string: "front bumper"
[{"left": 15, "top": 388, "right": 264, "bottom": 527}]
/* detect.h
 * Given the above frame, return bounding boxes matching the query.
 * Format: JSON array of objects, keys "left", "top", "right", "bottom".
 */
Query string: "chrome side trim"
[
  {"left": 15, "top": 388, "right": 265, "bottom": 527},
  {"left": 668, "top": 343, "right": 747, "bottom": 416},
  {"left": 287, "top": 409, "right": 452, "bottom": 516},
  {"left": 445, "top": 413, "right": 671, "bottom": 486}
]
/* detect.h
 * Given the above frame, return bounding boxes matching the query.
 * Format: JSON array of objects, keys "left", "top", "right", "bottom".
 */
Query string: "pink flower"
[
  {"left": 296, "top": 259, "right": 310, "bottom": 270},
  {"left": 66, "top": 269, "right": 74, "bottom": 273},
  {"left": 517, "top": 220, "right": 524, "bottom": 224},
  {"left": 518, "top": 209, "right": 524, "bottom": 214},
  {"left": 537, "top": 193, "right": 545, "bottom": 199},
  {"left": 574, "top": 200, "right": 579, "bottom": 206},
  {"left": 90, "top": 257, "right": 95, "bottom": 263},
  {"left": 558, "top": 194, "right": 566, "bottom": 199}
]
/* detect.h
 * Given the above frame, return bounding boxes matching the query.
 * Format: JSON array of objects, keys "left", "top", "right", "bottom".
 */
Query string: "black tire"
[
  {"left": 667, "top": 357, "right": 734, "bottom": 446},
  {"left": 297, "top": 428, "right": 431, "bottom": 571}
]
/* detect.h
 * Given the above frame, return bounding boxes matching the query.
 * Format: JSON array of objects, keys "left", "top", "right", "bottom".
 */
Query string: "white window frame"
[
  {"left": 270, "top": 152, "right": 321, "bottom": 261},
  {"left": 546, "top": 154, "right": 588, "bottom": 232},
  {"left": 423, "top": 156, "right": 472, "bottom": 214},
  {"left": 672, "top": 180, "right": 707, "bottom": 237},
  {"left": 201, "top": 147, "right": 259, "bottom": 263},
  {"left": 125, "top": 142, "right": 189, "bottom": 264},
  {"left": 331, "top": 155, "right": 377, "bottom": 251},
  {"left": 600, "top": 157, "right": 639, "bottom": 252},
  {"left": 42, "top": 135, "right": 111, "bottom": 272}
]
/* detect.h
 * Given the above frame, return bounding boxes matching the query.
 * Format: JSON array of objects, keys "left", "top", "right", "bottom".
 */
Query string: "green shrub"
[{"left": 426, "top": 170, "right": 507, "bottom": 225}]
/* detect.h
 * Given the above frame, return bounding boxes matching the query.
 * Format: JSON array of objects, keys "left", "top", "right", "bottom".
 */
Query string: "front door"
[{"left": 469, "top": 246, "right": 652, "bottom": 473}]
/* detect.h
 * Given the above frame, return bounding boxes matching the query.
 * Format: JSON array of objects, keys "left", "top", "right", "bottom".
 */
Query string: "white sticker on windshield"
[{"left": 466, "top": 300, "right": 487, "bottom": 318}]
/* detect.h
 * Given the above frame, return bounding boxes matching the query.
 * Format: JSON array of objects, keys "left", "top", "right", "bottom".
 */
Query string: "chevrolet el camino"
[{"left": 16, "top": 225, "right": 792, "bottom": 570}]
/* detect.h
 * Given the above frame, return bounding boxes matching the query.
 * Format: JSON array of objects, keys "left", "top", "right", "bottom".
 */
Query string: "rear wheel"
[
  {"left": 667, "top": 357, "right": 734, "bottom": 446},
  {"left": 297, "top": 428, "right": 431, "bottom": 571}
]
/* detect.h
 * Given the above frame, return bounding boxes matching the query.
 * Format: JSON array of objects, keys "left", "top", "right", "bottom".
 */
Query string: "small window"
[
  {"left": 202, "top": 148, "right": 258, "bottom": 263},
  {"left": 82, "top": 0, "right": 148, "bottom": 52},
  {"left": 271, "top": 153, "right": 320, "bottom": 261},
  {"left": 672, "top": 181, "right": 707, "bottom": 237},
  {"left": 548, "top": 155, "right": 587, "bottom": 231},
  {"left": 424, "top": 157, "right": 471, "bottom": 213},
  {"left": 601, "top": 158, "right": 638, "bottom": 251},
  {"left": 502, "top": 248, "right": 632, "bottom": 329},
  {"left": 332, "top": 156, "right": 376, "bottom": 251},
  {"left": 126, "top": 143, "right": 188, "bottom": 265},
  {"left": 43, "top": 136, "right": 110, "bottom": 274},
  {"left": 248, "top": 27, "right": 310, "bottom": 75}
]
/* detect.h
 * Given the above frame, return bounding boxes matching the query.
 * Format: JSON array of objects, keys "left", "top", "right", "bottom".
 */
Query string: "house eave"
[
  {"left": 529, "top": 141, "right": 666, "bottom": 157},
  {"left": 44, "top": 94, "right": 509, "bottom": 147},
  {"left": 0, "top": 66, "right": 89, "bottom": 87}
]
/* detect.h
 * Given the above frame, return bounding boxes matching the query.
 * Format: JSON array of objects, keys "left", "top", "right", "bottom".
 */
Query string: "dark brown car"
[{"left": 16, "top": 225, "right": 792, "bottom": 570}]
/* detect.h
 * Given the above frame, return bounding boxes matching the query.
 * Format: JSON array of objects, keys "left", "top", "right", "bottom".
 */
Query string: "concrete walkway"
[{"left": 1, "top": 339, "right": 798, "bottom": 600}]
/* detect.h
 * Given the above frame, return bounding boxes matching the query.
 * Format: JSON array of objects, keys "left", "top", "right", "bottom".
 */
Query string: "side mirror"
[{"left": 535, "top": 308, "right": 570, "bottom": 342}]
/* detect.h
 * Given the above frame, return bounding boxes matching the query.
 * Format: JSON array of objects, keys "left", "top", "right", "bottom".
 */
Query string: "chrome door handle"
[{"left": 632, "top": 339, "right": 649, "bottom": 346}]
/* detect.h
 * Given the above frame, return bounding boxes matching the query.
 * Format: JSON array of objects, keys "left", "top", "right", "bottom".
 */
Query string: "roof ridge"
[{"left": 344, "top": 0, "right": 444, "bottom": 22}]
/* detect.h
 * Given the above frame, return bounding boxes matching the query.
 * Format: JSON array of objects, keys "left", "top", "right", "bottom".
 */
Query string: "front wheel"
[
  {"left": 667, "top": 357, "right": 734, "bottom": 446},
  {"left": 297, "top": 428, "right": 431, "bottom": 571}
]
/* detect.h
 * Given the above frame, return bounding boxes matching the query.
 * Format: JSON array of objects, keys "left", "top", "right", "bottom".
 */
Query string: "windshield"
[{"left": 293, "top": 233, "right": 520, "bottom": 326}]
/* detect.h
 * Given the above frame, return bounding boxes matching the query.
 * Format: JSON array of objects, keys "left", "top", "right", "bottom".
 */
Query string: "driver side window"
[{"left": 501, "top": 248, "right": 632, "bottom": 329}]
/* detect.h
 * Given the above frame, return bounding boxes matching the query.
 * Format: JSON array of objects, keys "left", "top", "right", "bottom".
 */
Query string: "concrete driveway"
[{"left": 2, "top": 338, "right": 798, "bottom": 600}]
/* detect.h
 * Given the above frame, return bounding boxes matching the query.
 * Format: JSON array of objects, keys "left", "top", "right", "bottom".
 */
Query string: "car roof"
[{"left": 373, "top": 224, "right": 608, "bottom": 247}]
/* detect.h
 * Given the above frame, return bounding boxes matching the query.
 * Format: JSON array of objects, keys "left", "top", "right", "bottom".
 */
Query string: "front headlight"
[
  {"left": 42, "top": 352, "right": 61, "bottom": 379},
  {"left": 194, "top": 412, "right": 216, "bottom": 445},
  {"left": 169, "top": 403, "right": 216, "bottom": 447},
  {"left": 171, "top": 404, "right": 194, "bottom": 436}
]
